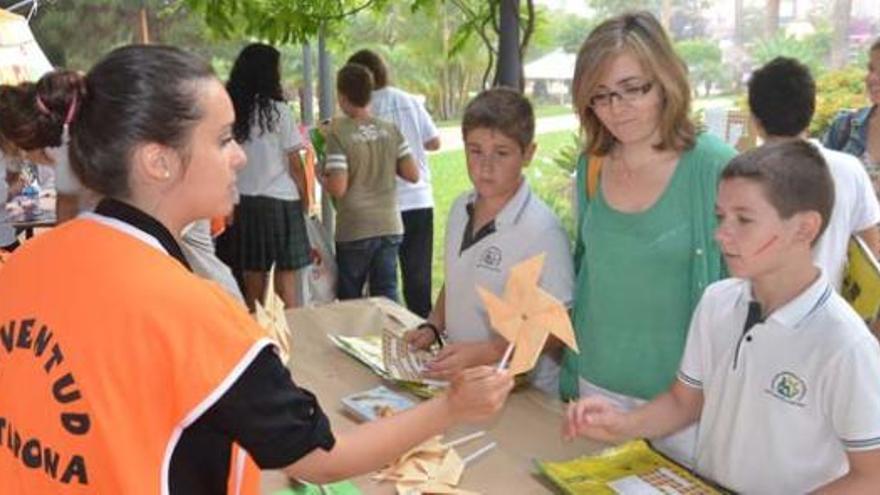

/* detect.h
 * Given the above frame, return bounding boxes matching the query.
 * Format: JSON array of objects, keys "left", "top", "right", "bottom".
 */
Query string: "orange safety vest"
[{"left": 0, "top": 218, "right": 272, "bottom": 494}]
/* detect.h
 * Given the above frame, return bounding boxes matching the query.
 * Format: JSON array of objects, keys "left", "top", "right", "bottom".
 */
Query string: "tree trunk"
[
  {"left": 317, "top": 23, "right": 335, "bottom": 236},
  {"left": 831, "top": 0, "right": 852, "bottom": 69},
  {"left": 764, "top": 0, "right": 780, "bottom": 39},
  {"left": 661, "top": 0, "right": 673, "bottom": 32},
  {"left": 300, "top": 43, "right": 314, "bottom": 126},
  {"left": 137, "top": 7, "right": 150, "bottom": 43},
  {"left": 733, "top": 0, "right": 744, "bottom": 47},
  {"left": 495, "top": 0, "right": 520, "bottom": 89},
  {"left": 441, "top": 2, "right": 452, "bottom": 120}
]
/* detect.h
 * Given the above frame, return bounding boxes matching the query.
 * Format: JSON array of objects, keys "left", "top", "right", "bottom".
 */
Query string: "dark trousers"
[
  {"left": 336, "top": 235, "right": 402, "bottom": 301},
  {"left": 399, "top": 208, "right": 433, "bottom": 317}
]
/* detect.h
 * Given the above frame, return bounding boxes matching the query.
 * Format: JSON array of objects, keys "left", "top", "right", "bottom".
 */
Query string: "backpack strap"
[
  {"left": 586, "top": 155, "right": 603, "bottom": 200},
  {"left": 834, "top": 111, "right": 855, "bottom": 151}
]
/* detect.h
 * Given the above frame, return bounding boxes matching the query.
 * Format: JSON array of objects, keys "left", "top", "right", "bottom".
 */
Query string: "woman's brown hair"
[
  {"left": 0, "top": 70, "right": 85, "bottom": 151},
  {"left": 572, "top": 11, "right": 696, "bottom": 156}
]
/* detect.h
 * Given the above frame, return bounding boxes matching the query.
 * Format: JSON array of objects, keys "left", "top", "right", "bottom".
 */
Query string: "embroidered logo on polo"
[
  {"left": 765, "top": 371, "right": 807, "bottom": 407},
  {"left": 477, "top": 246, "right": 503, "bottom": 271}
]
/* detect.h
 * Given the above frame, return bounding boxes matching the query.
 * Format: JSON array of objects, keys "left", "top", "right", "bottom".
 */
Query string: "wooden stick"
[
  {"left": 496, "top": 342, "right": 514, "bottom": 372},
  {"left": 463, "top": 442, "right": 497, "bottom": 466},
  {"left": 444, "top": 430, "right": 486, "bottom": 449}
]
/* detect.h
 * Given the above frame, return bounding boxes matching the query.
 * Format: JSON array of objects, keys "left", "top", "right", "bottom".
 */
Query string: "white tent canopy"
[
  {"left": 524, "top": 48, "right": 576, "bottom": 82},
  {"left": 0, "top": 7, "right": 52, "bottom": 85}
]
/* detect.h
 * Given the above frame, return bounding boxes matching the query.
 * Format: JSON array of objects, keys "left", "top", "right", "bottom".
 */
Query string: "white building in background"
[{"left": 523, "top": 48, "right": 576, "bottom": 104}]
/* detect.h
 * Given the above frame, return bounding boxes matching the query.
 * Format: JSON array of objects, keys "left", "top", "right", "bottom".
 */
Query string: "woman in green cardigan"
[{"left": 560, "top": 11, "right": 735, "bottom": 467}]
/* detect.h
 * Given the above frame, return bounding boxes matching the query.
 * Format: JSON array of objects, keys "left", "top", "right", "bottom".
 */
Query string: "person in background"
[
  {"left": 0, "top": 44, "right": 513, "bottom": 494},
  {"left": 561, "top": 11, "right": 736, "bottom": 466},
  {"left": 748, "top": 57, "right": 880, "bottom": 289},
  {"left": 322, "top": 63, "right": 419, "bottom": 301},
  {"left": 347, "top": 49, "right": 441, "bottom": 318},
  {"left": 227, "top": 43, "right": 311, "bottom": 310},
  {"left": 0, "top": 142, "right": 22, "bottom": 252},
  {"left": 823, "top": 37, "right": 880, "bottom": 193},
  {"left": 0, "top": 73, "right": 90, "bottom": 222},
  {"left": 0, "top": 74, "right": 244, "bottom": 302},
  {"left": 566, "top": 141, "right": 880, "bottom": 493},
  {"left": 404, "top": 88, "right": 573, "bottom": 395}
]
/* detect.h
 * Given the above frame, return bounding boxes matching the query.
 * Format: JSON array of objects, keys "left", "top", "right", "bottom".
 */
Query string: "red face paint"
[{"left": 750, "top": 235, "right": 778, "bottom": 257}]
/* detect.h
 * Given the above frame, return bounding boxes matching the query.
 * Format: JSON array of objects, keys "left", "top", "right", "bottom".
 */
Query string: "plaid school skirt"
[{"left": 235, "top": 195, "right": 311, "bottom": 271}]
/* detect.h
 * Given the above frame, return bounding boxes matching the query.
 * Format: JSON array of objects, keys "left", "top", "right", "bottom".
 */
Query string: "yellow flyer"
[
  {"left": 841, "top": 236, "right": 880, "bottom": 323},
  {"left": 537, "top": 440, "right": 729, "bottom": 494}
]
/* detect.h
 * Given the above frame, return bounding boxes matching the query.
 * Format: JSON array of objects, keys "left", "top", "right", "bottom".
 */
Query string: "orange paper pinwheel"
[{"left": 476, "top": 253, "right": 578, "bottom": 375}]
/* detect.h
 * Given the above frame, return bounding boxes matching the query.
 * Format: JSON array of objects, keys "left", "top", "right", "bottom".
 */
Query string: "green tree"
[
  {"left": 675, "top": 39, "right": 723, "bottom": 95},
  {"left": 554, "top": 15, "right": 597, "bottom": 53},
  {"left": 330, "top": 1, "right": 487, "bottom": 120},
  {"left": 751, "top": 33, "right": 825, "bottom": 77},
  {"left": 25, "top": 0, "right": 241, "bottom": 72}
]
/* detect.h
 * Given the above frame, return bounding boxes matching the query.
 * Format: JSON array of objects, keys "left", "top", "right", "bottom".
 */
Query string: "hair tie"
[
  {"left": 35, "top": 95, "right": 51, "bottom": 115},
  {"left": 64, "top": 92, "right": 78, "bottom": 125}
]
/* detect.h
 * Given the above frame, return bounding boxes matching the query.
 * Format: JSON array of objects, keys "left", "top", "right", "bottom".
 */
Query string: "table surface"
[
  {"left": 262, "top": 301, "right": 603, "bottom": 494},
  {"left": 7, "top": 195, "right": 57, "bottom": 228}
]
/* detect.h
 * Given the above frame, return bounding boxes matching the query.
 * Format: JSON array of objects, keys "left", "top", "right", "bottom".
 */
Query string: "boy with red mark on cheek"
[{"left": 564, "top": 141, "right": 880, "bottom": 493}]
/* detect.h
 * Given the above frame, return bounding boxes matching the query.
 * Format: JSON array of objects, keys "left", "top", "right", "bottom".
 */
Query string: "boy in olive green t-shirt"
[{"left": 322, "top": 63, "right": 419, "bottom": 301}]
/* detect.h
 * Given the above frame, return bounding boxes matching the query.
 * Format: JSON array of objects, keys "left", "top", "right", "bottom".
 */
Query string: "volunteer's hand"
[
  {"left": 445, "top": 366, "right": 513, "bottom": 424},
  {"left": 563, "top": 396, "right": 629, "bottom": 443},
  {"left": 423, "top": 342, "right": 497, "bottom": 380},
  {"left": 404, "top": 326, "right": 436, "bottom": 351}
]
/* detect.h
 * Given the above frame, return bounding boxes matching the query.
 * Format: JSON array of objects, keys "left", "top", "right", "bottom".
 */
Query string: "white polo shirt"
[
  {"left": 371, "top": 86, "right": 440, "bottom": 211},
  {"left": 237, "top": 100, "right": 305, "bottom": 201},
  {"left": 678, "top": 275, "right": 880, "bottom": 493},
  {"left": 811, "top": 140, "right": 880, "bottom": 290},
  {"left": 444, "top": 179, "right": 573, "bottom": 393}
]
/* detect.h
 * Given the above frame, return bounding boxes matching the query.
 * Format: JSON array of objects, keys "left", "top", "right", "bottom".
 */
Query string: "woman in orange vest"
[{"left": 0, "top": 44, "right": 513, "bottom": 494}]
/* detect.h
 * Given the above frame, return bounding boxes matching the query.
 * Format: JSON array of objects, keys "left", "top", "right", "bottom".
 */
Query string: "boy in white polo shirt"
[
  {"left": 564, "top": 141, "right": 880, "bottom": 493},
  {"left": 405, "top": 88, "right": 573, "bottom": 394}
]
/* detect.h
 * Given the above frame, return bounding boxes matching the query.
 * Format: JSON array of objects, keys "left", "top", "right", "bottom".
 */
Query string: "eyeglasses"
[{"left": 587, "top": 81, "right": 654, "bottom": 109}]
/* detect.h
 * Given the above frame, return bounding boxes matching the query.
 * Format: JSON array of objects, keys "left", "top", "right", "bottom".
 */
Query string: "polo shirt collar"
[
  {"left": 737, "top": 272, "right": 832, "bottom": 329},
  {"left": 486, "top": 177, "right": 531, "bottom": 229}
]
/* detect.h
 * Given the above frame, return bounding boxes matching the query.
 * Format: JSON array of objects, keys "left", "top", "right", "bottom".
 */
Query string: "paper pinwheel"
[
  {"left": 476, "top": 253, "right": 578, "bottom": 375},
  {"left": 374, "top": 433, "right": 490, "bottom": 494},
  {"left": 255, "top": 264, "right": 292, "bottom": 363}
]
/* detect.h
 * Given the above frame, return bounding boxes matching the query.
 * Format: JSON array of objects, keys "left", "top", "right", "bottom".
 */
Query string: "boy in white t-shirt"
[
  {"left": 565, "top": 141, "right": 880, "bottom": 493},
  {"left": 747, "top": 56, "right": 880, "bottom": 289},
  {"left": 405, "top": 88, "right": 573, "bottom": 394}
]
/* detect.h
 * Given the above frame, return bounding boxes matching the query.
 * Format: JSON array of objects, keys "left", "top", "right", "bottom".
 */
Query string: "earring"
[{"left": 162, "top": 169, "right": 171, "bottom": 179}]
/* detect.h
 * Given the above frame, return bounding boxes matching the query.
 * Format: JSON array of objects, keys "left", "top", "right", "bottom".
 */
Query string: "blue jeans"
[{"left": 336, "top": 235, "right": 402, "bottom": 301}]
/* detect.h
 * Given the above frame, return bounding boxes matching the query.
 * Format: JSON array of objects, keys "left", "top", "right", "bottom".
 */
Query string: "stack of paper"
[
  {"left": 538, "top": 440, "right": 729, "bottom": 494},
  {"left": 328, "top": 332, "right": 445, "bottom": 398}
]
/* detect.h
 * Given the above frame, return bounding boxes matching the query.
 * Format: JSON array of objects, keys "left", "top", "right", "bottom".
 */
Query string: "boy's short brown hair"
[
  {"left": 346, "top": 49, "right": 388, "bottom": 89},
  {"left": 721, "top": 140, "right": 834, "bottom": 245},
  {"left": 336, "top": 63, "right": 373, "bottom": 108},
  {"left": 461, "top": 87, "right": 534, "bottom": 152}
]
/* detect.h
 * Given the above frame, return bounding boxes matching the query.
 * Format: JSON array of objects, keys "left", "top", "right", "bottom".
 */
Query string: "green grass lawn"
[
  {"left": 435, "top": 103, "right": 573, "bottom": 128},
  {"left": 427, "top": 129, "right": 577, "bottom": 300}
]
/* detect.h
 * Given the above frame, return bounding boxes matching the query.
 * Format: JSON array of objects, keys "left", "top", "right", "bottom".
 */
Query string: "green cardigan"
[{"left": 560, "top": 133, "right": 735, "bottom": 400}]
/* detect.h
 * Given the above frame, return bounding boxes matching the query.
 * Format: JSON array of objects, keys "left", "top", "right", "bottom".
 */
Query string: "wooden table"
[{"left": 262, "top": 300, "right": 603, "bottom": 494}]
